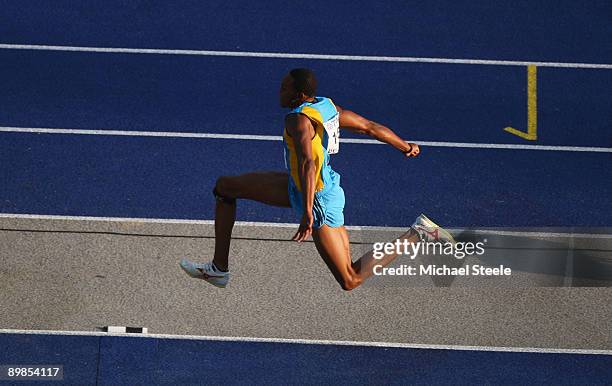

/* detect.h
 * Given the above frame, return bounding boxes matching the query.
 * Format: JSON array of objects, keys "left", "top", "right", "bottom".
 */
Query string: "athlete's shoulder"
[
  {"left": 285, "top": 97, "right": 338, "bottom": 125},
  {"left": 315, "top": 96, "right": 340, "bottom": 113},
  {"left": 285, "top": 111, "right": 313, "bottom": 129},
  {"left": 317, "top": 96, "right": 334, "bottom": 105}
]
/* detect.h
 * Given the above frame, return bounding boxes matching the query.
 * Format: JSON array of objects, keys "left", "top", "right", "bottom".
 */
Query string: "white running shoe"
[
  {"left": 180, "top": 259, "right": 230, "bottom": 288},
  {"left": 411, "top": 214, "right": 456, "bottom": 244}
]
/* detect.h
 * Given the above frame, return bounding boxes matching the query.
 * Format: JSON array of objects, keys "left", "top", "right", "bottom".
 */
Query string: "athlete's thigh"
[
  {"left": 312, "top": 225, "right": 353, "bottom": 282},
  {"left": 223, "top": 171, "right": 291, "bottom": 207},
  {"left": 339, "top": 225, "right": 351, "bottom": 259}
]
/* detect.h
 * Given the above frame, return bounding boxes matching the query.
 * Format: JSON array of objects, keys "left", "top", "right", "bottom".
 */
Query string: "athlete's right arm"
[
  {"left": 336, "top": 105, "right": 420, "bottom": 157},
  {"left": 286, "top": 113, "right": 316, "bottom": 242}
]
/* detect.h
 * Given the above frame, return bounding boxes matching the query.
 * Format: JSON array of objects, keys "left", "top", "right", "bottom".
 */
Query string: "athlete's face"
[{"left": 279, "top": 74, "right": 298, "bottom": 108}]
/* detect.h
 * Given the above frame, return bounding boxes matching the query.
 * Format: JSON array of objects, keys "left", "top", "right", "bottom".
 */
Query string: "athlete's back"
[{"left": 283, "top": 96, "right": 340, "bottom": 194}]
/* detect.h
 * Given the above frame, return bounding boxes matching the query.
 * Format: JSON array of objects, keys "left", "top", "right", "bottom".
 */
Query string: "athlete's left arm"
[{"left": 335, "top": 105, "right": 419, "bottom": 157}]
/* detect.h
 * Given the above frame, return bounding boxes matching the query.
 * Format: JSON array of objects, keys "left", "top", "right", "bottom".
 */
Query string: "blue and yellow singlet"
[{"left": 283, "top": 96, "right": 341, "bottom": 194}]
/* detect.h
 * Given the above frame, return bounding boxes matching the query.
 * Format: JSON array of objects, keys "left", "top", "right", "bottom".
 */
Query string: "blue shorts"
[{"left": 288, "top": 180, "right": 345, "bottom": 228}]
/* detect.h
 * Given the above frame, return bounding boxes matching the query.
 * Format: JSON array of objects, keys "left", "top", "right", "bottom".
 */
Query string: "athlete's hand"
[
  {"left": 403, "top": 143, "right": 420, "bottom": 157},
  {"left": 292, "top": 212, "right": 314, "bottom": 242}
]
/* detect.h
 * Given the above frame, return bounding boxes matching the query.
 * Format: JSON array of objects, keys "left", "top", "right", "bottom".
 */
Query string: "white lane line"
[
  {"left": 0, "top": 212, "right": 408, "bottom": 231},
  {"left": 1, "top": 126, "right": 611, "bottom": 153},
  {"left": 0, "top": 126, "right": 281, "bottom": 141},
  {"left": 1, "top": 329, "right": 610, "bottom": 355},
  {"left": 1, "top": 43, "right": 612, "bottom": 70},
  {"left": 1, "top": 213, "right": 611, "bottom": 239}
]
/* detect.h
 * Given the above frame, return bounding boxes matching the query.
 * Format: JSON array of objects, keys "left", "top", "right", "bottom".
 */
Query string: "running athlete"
[{"left": 180, "top": 68, "right": 454, "bottom": 290}]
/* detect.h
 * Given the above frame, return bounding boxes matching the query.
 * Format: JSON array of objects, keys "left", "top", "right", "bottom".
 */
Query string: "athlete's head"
[{"left": 280, "top": 68, "right": 317, "bottom": 108}]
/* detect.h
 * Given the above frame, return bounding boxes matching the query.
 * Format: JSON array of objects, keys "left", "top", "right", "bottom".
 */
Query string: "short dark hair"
[{"left": 289, "top": 68, "right": 317, "bottom": 97}]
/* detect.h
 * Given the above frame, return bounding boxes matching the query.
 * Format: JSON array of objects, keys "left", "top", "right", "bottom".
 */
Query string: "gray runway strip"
[{"left": 1, "top": 217, "right": 611, "bottom": 350}]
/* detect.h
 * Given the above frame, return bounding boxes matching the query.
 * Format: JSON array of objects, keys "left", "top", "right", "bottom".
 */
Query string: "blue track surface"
[
  {"left": 1, "top": 50, "right": 611, "bottom": 146},
  {"left": 1, "top": 49, "right": 611, "bottom": 226},
  {"left": 1, "top": 333, "right": 611, "bottom": 385},
  {"left": 1, "top": 133, "right": 611, "bottom": 226},
  {"left": 1, "top": 2, "right": 611, "bottom": 227},
  {"left": 1, "top": 0, "right": 611, "bottom": 63}
]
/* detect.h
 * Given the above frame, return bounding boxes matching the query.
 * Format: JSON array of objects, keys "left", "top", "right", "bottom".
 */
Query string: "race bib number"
[{"left": 323, "top": 113, "right": 340, "bottom": 154}]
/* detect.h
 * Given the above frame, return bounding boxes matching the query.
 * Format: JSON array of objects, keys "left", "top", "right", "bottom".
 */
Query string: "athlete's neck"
[
  {"left": 289, "top": 96, "right": 316, "bottom": 109},
  {"left": 299, "top": 96, "right": 316, "bottom": 106}
]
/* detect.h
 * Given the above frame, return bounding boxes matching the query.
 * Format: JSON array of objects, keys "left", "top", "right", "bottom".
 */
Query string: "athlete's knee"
[
  {"left": 338, "top": 272, "right": 363, "bottom": 291},
  {"left": 215, "top": 176, "right": 233, "bottom": 194},
  {"left": 214, "top": 176, "right": 237, "bottom": 204}
]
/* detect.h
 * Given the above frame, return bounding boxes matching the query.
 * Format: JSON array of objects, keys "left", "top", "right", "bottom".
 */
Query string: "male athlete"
[{"left": 180, "top": 68, "right": 454, "bottom": 290}]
